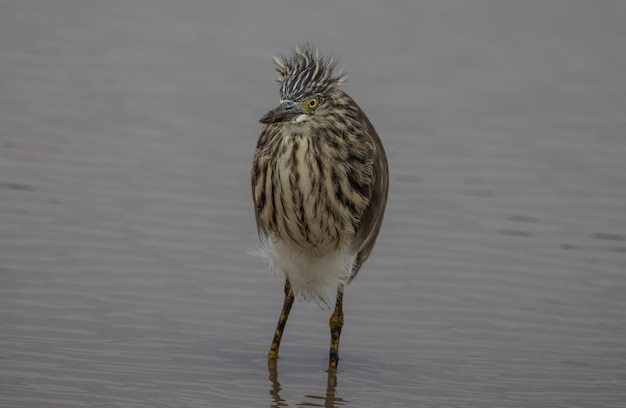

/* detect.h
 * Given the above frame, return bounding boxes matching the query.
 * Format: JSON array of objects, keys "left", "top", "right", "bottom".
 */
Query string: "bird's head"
[{"left": 260, "top": 45, "right": 346, "bottom": 125}]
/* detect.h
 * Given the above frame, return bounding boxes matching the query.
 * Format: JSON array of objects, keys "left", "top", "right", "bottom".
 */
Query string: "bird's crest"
[{"left": 273, "top": 44, "right": 346, "bottom": 101}]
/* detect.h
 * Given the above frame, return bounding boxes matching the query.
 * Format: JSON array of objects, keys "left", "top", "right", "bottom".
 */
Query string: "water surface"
[{"left": 1, "top": 1, "right": 625, "bottom": 407}]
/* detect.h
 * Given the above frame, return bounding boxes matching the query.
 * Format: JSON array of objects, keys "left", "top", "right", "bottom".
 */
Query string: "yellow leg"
[
  {"left": 268, "top": 279, "right": 295, "bottom": 359},
  {"left": 328, "top": 286, "right": 344, "bottom": 369}
]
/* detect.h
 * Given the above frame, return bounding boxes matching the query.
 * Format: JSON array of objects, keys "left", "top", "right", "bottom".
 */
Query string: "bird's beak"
[{"left": 259, "top": 100, "right": 304, "bottom": 124}]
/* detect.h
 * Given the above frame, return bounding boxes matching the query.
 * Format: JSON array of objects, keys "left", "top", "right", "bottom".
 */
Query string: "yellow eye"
[{"left": 304, "top": 97, "right": 319, "bottom": 109}]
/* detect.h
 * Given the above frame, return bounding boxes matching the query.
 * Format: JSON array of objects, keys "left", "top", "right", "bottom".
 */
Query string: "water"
[{"left": 1, "top": 1, "right": 625, "bottom": 406}]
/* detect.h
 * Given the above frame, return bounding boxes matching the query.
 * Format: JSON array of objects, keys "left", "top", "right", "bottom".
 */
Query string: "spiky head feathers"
[{"left": 273, "top": 45, "right": 346, "bottom": 102}]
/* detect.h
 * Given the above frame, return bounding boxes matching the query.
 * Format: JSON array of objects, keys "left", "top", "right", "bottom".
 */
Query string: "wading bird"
[{"left": 251, "top": 45, "right": 388, "bottom": 369}]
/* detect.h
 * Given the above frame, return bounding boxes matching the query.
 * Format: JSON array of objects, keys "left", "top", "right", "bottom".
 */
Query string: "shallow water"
[{"left": 1, "top": 1, "right": 625, "bottom": 407}]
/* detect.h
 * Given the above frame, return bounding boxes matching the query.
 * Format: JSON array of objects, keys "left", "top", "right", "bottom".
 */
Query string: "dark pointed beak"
[{"left": 259, "top": 100, "right": 304, "bottom": 124}]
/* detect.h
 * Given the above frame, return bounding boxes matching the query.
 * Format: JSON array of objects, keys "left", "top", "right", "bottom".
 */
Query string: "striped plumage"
[{"left": 251, "top": 45, "right": 388, "bottom": 368}]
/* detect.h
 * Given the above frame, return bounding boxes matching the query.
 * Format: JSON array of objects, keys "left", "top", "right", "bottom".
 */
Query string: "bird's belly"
[{"left": 271, "top": 237, "right": 354, "bottom": 298}]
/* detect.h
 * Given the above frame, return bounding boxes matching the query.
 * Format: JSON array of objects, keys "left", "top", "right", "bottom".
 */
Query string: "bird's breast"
[{"left": 270, "top": 130, "right": 353, "bottom": 252}]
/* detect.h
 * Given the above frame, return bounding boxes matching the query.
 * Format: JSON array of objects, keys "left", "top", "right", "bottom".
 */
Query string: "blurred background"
[{"left": 1, "top": 1, "right": 625, "bottom": 407}]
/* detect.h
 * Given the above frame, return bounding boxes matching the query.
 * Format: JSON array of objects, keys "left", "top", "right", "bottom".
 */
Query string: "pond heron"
[{"left": 252, "top": 45, "right": 388, "bottom": 369}]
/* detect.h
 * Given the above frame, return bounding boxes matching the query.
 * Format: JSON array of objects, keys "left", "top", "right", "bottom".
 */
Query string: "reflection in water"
[
  {"left": 268, "top": 360, "right": 346, "bottom": 407},
  {"left": 268, "top": 360, "right": 287, "bottom": 407}
]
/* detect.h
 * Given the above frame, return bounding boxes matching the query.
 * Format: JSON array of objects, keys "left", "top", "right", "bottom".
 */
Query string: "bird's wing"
[
  {"left": 349, "top": 107, "right": 389, "bottom": 281},
  {"left": 251, "top": 135, "right": 270, "bottom": 241}
]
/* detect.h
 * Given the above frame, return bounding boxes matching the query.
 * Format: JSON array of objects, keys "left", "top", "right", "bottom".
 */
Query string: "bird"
[{"left": 251, "top": 45, "right": 388, "bottom": 369}]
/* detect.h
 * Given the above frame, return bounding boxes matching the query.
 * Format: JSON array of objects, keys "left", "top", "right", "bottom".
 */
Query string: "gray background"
[{"left": 1, "top": 1, "right": 625, "bottom": 407}]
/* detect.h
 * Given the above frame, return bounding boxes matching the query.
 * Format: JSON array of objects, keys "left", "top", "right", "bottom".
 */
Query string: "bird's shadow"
[{"left": 267, "top": 359, "right": 347, "bottom": 407}]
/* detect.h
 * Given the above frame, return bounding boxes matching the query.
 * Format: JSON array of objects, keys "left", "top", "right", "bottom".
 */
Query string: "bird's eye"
[
  {"left": 279, "top": 97, "right": 284, "bottom": 103},
  {"left": 305, "top": 97, "right": 319, "bottom": 109}
]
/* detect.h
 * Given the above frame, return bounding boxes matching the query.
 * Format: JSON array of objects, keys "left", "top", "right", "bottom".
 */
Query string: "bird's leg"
[
  {"left": 268, "top": 278, "right": 295, "bottom": 359},
  {"left": 328, "top": 285, "right": 345, "bottom": 369}
]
